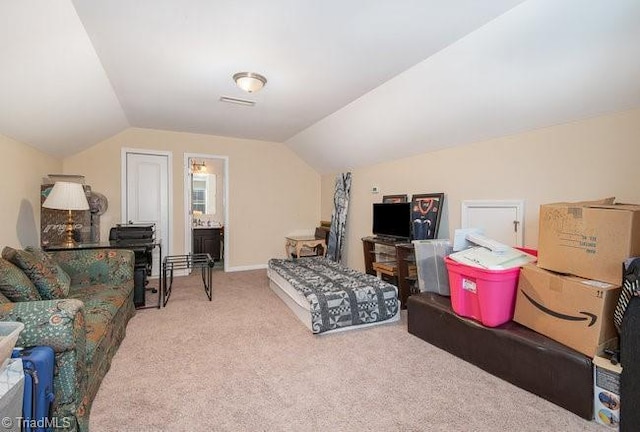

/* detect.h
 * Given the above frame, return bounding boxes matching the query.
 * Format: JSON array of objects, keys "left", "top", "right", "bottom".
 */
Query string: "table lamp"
[{"left": 42, "top": 181, "right": 90, "bottom": 247}]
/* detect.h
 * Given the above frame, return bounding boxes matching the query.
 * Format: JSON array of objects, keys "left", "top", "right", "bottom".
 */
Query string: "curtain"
[{"left": 327, "top": 172, "right": 352, "bottom": 263}]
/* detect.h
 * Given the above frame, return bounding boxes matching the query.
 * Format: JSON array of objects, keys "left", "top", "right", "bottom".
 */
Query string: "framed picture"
[
  {"left": 410, "top": 193, "right": 445, "bottom": 240},
  {"left": 382, "top": 194, "right": 408, "bottom": 203}
]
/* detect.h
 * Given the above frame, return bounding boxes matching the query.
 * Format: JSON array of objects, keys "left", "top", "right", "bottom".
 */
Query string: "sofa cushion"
[
  {"left": 67, "top": 283, "right": 133, "bottom": 366},
  {"left": 0, "top": 257, "right": 42, "bottom": 302},
  {"left": 3, "top": 246, "right": 70, "bottom": 299},
  {"left": 54, "top": 249, "right": 136, "bottom": 288}
]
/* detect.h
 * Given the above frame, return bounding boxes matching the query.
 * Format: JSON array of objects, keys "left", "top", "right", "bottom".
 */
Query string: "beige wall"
[
  {"left": 0, "top": 135, "right": 62, "bottom": 248},
  {"left": 322, "top": 108, "right": 640, "bottom": 271},
  {"left": 63, "top": 128, "right": 320, "bottom": 269}
]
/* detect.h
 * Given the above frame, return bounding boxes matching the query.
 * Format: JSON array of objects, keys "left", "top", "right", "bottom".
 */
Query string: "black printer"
[{"left": 109, "top": 223, "right": 156, "bottom": 307}]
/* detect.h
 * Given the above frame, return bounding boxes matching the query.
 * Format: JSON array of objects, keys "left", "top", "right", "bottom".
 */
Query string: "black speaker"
[{"left": 133, "top": 267, "right": 146, "bottom": 308}]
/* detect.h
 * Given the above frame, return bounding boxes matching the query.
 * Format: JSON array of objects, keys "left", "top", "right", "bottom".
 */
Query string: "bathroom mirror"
[{"left": 191, "top": 173, "right": 216, "bottom": 215}]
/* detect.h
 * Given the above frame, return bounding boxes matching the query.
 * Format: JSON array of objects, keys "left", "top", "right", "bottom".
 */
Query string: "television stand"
[
  {"left": 372, "top": 261, "right": 398, "bottom": 280},
  {"left": 373, "top": 235, "right": 406, "bottom": 243},
  {"left": 362, "top": 236, "right": 414, "bottom": 308}
]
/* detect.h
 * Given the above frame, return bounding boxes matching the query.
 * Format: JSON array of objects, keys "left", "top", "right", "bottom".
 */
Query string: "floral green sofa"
[{"left": 0, "top": 247, "right": 136, "bottom": 432}]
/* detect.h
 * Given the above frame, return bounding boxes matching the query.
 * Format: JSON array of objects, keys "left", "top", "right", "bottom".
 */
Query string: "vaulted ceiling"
[{"left": 1, "top": 1, "right": 639, "bottom": 173}]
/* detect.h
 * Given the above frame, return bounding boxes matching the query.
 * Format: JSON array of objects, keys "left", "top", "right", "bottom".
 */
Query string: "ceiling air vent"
[{"left": 219, "top": 96, "right": 256, "bottom": 107}]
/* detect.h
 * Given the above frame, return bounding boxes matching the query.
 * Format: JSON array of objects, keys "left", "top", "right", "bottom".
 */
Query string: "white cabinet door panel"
[{"left": 461, "top": 200, "right": 524, "bottom": 247}]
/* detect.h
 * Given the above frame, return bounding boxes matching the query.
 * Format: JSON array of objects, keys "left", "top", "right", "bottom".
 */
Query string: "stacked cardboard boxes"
[
  {"left": 513, "top": 199, "right": 640, "bottom": 425},
  {"left": 514, "top": 199, "right": 640, "bottom": 357},
  {"left": 514, "top": 264, "right": 620, "bottom": 357},
  {"left": 537, "top": 199, "right": 640, "bottom": 285}
]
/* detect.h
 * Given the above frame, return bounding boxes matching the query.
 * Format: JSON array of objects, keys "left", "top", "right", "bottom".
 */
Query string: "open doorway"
[{"left": 183, "top": 153, "right": 229, "bottom": 271}]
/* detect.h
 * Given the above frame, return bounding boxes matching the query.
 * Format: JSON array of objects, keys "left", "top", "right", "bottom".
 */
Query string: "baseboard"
[{"left": 227, "top": 264, "right": 268, "bottom": 272}]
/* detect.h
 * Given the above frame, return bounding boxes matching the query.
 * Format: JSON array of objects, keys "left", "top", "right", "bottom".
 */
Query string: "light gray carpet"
[{"left": 90, "top": 270, "right": 605, "bottom": 431}]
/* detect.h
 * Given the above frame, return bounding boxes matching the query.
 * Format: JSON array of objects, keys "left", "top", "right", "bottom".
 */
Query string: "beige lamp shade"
[{"left": 43, "top": 181, "right": 89, "bottom": 211}]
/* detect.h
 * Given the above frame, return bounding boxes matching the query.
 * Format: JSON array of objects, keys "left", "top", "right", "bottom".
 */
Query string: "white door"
[
  {"left": 461, "top": 200, "right": 524, "bottom": 247},
  {"left": 122, "top": 150, "right": 171, "bottom": 276}
]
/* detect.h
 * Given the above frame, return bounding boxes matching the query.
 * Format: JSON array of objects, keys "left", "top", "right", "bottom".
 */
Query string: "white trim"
[
  {"left": 226, "top": 264, "right": 268, "bottom": 272},
  {"left": 460, "top": 199, "right": 525, "bottom": 247},
  {"left": 184, "top": 153, "right": 230, "bottom": 272},
  {"left": 121, "top": 147, "right": 173, "bottom": 258},
  {"left": 183, "top": 154, "right": 190, "bottom": 260}
]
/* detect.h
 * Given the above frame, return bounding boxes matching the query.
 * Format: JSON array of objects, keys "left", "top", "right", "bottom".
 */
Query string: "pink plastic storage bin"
[{"left": 444, "top": 256, "right": 522, "bottom": 327}]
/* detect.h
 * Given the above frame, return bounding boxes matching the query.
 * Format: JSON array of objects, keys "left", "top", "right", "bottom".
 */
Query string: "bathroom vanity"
[{"left": 192, "top": 227, "right": 223, "bottom": 261}]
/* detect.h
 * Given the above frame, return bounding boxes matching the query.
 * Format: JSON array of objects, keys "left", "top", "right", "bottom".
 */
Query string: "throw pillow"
[
  {"left": 2, "top": 246, "right": 70, "bottom": 299},
  {"left": 0, "top": 291, "right": 10, "bottom": 304},
  {"left": 0, "top": 257, "right": 42, "bottom": 302}
]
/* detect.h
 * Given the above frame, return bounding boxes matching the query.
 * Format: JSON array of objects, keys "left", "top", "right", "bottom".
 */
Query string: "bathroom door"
[{"left": 121, "top": 149, "right": 172, "bottom": 275}]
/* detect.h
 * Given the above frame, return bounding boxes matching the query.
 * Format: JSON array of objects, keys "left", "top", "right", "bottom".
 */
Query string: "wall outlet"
[{"left": 371, "top": 186, "right": 380, "bottom": 194}]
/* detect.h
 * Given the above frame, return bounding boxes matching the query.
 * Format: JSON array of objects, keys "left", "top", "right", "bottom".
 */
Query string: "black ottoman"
[{"left": 407, "top": 292, "right": 593, "bottom": 419}]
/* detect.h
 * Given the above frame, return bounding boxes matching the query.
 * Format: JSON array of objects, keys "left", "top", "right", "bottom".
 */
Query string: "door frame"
[
  {"left": 460, "top": 199, "right": 524, "bottom": 247},
  {"left": 121, "top": 147, "right": 173, "bottom": 260},
  {"left": 183, "top": 153, "right": 229, "bottom": 272}
]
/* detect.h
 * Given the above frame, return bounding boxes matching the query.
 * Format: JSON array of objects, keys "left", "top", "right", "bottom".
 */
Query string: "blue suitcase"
[{"left": 11, "top": 346, "right": 55, "bottom": 432}]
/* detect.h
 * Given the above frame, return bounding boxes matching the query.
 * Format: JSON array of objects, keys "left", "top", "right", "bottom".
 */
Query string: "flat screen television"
[{"left": 372, "top": 202, "right": 411, "bottom": 241}]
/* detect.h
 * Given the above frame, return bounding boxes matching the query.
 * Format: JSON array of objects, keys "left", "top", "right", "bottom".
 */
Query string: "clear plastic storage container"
[
  {"left": 413, "top": 239, "right": 453, "bottom": 296},
  {"left": 0, "top": 322, "right": 24, "bottom": 367}
]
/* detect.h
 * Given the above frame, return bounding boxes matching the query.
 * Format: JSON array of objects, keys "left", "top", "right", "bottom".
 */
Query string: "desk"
[
  {"left": 285, "top": 235, "right": 326, "bottom": 258},
  {"left": 44, "top": 241, "right": 162, "bottom": 310}
]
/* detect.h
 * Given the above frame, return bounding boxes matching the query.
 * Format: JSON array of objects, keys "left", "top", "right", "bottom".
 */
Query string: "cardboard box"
[
  {"left": 593, "top": 355, "right": 621, "bottom": 429},
  {"left": 514, "top": 264, "right": 620, "bottom": 357},
  {"left": 538, "top": 199, "right": 640, "bottom": 285}
]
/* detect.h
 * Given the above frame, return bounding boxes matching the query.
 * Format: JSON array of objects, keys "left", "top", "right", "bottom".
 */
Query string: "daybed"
[
  {"left": 0, "top": 246, "right": 136, "bottom": 432},
  {"left": 267, "top": 257, "right": 399, "bottom": 334}
]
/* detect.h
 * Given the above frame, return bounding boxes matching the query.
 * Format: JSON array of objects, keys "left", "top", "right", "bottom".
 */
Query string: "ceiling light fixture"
[{"left": 233, "top": 72, "right": 267, "bottom": 93}]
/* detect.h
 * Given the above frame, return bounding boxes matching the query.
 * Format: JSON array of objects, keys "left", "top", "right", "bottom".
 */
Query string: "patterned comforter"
[{"left": 268, "top": 257, "right": 399, "bottom": 333}]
